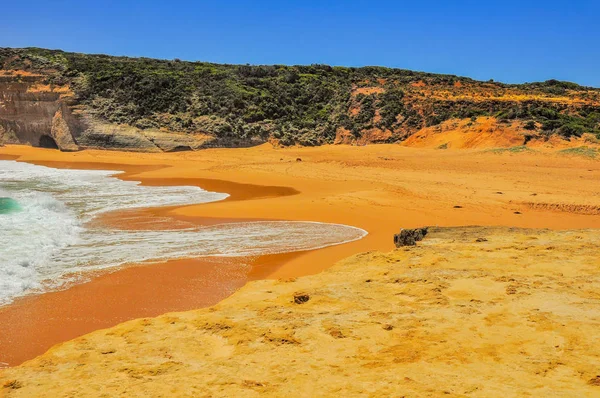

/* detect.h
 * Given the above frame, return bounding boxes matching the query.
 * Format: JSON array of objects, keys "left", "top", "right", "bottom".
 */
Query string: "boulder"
[
  {"left": 394, "top": 227, "right": 429, "bottom": 247},
  {"left": 293, "top": 292, "right": 310, "bottom": 304}
]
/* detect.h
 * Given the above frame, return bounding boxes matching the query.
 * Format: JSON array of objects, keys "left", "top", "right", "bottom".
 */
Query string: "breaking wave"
[{"left": 0, "top": 161, "right": 366, "bottom": 305}]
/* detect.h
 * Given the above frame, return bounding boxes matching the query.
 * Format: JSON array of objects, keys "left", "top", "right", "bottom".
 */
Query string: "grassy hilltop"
[{"left": 1, "top": 47, "right": 599, "bottom": 147}]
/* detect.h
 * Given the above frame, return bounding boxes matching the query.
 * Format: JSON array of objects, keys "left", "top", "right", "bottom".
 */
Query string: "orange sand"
[
  {"left": 0, "top": 143, "right": 599, "bottom": 367},
  {"left": 0, "top": 253, "right": 307, "bottom": 367}
]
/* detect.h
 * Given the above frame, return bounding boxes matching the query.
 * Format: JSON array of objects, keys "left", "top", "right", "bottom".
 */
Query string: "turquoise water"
[
  {"left": 0, "top": 160, "right": 367, "bottom": 306},
  {"left": 0, "top": 197, "right": 21, "bottom": 214}
]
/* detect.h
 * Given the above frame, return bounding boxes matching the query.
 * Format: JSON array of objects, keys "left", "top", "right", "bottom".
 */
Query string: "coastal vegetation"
[{"left": 1, "top": 47, "right": 599, "bottom": 146}]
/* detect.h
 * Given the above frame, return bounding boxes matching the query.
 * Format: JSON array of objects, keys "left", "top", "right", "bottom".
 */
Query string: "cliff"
[
  {"left": 2, "top": 227, "right": 600, "bottom": 397},
  {"left": 1, "top": 47, "right": 599, "bottom": 152},
  {"left": 0, "top": 71, "right": 79, "bottom": 151},
  {"left": 0, "top": 71, "right": 213, "bottom": 152}
]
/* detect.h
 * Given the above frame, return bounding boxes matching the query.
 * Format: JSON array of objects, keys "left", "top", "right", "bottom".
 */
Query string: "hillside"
[{"left": 1, "top": 47, "right": 600, "bottom": 151}]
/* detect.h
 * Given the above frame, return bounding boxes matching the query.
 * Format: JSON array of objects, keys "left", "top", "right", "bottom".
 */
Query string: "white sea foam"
[{"left": 0, "top": 160, "right": 367, "bottom": 306}]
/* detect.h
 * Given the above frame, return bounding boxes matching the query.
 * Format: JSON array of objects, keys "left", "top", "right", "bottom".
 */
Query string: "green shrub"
[
  {"left": 558, "top": 147, "right": 599, "bottom": 158},
  {"left": 2, "top": 47, "right": 599, "bottom": 146}
]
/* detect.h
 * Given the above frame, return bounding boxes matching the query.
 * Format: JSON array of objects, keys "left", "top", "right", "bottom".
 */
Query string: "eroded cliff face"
[
  {"left": 0, "top": 71, "right": 80, "bottom": 151},
  {"left": 0, "top": 71, "right": 214, "bottom": 152}
]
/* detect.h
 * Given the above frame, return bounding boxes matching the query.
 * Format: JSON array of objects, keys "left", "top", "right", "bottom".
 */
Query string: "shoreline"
[
  {"left": 0, "top": 152, "right": 363, "bottom": 367},
  {"left": 0, "top": 252, "right": 310, "bottom": 368},
  {"left": 1, "top": 143, "right": 600, "bottom": 368},
  {"left": 0, "top": 150, "right": 370, "bottom": 367},
  {"left": 5, "top": 226, "right": 599, "bottom": 396}
]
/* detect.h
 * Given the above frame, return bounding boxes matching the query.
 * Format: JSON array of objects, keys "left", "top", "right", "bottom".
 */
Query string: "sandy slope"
[{"left": 2, "top": 227, "right": 600, "bottom": 397}]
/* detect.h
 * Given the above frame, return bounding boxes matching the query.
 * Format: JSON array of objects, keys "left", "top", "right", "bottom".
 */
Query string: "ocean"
[{"left": 0, "top": 160, "right": 366, "bottom": 306}]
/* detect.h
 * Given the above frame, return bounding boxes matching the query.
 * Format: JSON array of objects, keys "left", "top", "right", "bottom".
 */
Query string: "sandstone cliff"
[
  {"left": 0, "top": 71, "right": 79, "bottom": 151},
  {"left": 2, "top": 227, "right": 599, "bottom": 397},
  {"left": 0, "top": 71, "right": 213, "bottom": 152}
]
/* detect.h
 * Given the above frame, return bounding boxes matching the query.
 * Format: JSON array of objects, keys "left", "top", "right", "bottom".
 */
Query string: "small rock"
[
  {"left": 243, "top": 380, "right": 265, "bottom": 387},
  {"left": 3, "top": 380, "right": 22, "bottom": 390},
  {"left": 394, "top": 227, "right": 429, "bottom": 247},
  {"left": 475, "top": 237, "right": 488, "bottom": 242},
  {"left": 293, "top": 292, "right": 310, "bottom": 304},
  {"left": 329, "top": 329, "right": 345, "bottom": 338},
  {"left": 514, "top": 211, "right": 522, "bottom": 215},
  {"left": 453, "top": 205, "right": 463, "bottom": 209},
  {"left": 296, "top": 158, "right": 302, "bottom": 162},
  {"left": 589, "top": 376, "right": 600, "bottom": 386},
  {"left": 506, "top": 286, "right": 517, "bottom": 295},
  {"left": 382, "top": 324, "right": 394, "bottom": 331}
]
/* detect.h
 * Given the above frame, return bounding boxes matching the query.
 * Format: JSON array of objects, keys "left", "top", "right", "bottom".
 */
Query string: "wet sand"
[
  {"left": 0, "top": 154, "right": 309, "bottom": 367},
  {"left": 1, "top": 143, "right": 599, "bottom": 367},
  {"left": 0, "top": 253, "right": 307, "bottom": 367}
]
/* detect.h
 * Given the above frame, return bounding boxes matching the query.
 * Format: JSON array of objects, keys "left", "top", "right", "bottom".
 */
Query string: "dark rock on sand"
[
  {"left": 293, "top": 293, "right": 310, "bottom": 304},
  {"left": 394, "top": 227, "right": 429, "bottom": 247}
]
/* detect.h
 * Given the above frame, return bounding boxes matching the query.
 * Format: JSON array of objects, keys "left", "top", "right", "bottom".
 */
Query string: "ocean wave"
[{"left": 0, "top": 161, "right": 366, "bottom": 306}]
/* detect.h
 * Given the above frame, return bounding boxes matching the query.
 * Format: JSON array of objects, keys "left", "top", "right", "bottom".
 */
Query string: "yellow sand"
[
  {"left": 1, "top": 143, "right": 600, "bottom": 396},
  {"left": 2, "top": 227, "right": 600, "bottom": 397}
]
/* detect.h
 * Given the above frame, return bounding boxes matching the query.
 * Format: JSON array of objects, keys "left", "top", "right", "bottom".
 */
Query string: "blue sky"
[{"left": 2, "top": 1, "right": 598, "bottom": 86}]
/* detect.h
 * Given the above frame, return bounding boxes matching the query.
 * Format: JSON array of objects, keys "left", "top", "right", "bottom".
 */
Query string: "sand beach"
[{"left": 1, "top": 143, "right": 599, "bottom": 371}]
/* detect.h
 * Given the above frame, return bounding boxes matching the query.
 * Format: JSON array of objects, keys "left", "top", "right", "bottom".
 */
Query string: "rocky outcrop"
[
  {"left": 50, "top": 106, "right": 79, "bottom": 151},
  {"left": 74, "top": 121, "right": 162, "bottom": 153},
  {"left": 394, "top": 227, "right": 429, "bottom": 247},
  {"left": 0, "top": 71, "right": 214, "bottom": 152},
  {"left": 334, "top": 126, "right": 394, "bottom": 146},
  {"left": 75, "top": 118, "right": 214, "bottom": 152},
  {"left": 0, "top": 72, "right": 80, "bottom": 151}
]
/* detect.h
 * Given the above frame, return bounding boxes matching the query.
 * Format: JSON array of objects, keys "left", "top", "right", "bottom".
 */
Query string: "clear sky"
[{"left": 2, "top": 1, "right": 598, "bottom": 86}]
